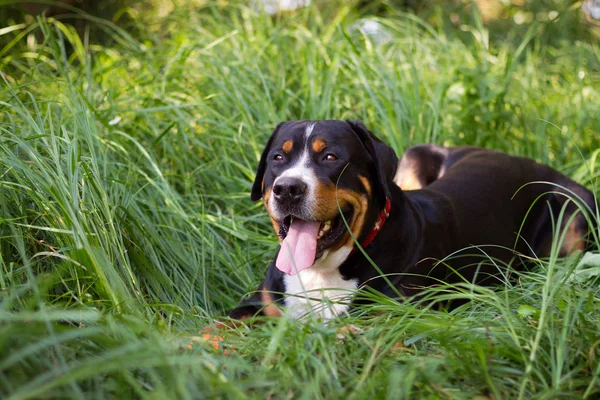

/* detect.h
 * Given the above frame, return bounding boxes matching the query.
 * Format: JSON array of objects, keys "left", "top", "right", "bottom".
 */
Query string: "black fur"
[{"left": 230, "top": 120, "right": 597, "bottom": 320}]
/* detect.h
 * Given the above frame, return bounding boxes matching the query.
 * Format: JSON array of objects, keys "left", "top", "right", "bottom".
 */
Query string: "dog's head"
[{"left": 251, "top": 120, "right": 398, "bottom": 275}]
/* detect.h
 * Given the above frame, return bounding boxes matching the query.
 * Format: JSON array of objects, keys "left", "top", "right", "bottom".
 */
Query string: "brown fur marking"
[
  {"left": 359, "top": 175, "right": 372, "bottom": 196},
  {"left": 396, "top": 167, "right": 423, "bottom": 191},
  {"left": 314, "top": 182, "right": 369, "bottom": 252},
  {"left": 561, "top": 218, "right": 586, "bottom": 255},
  {"left": 334, "top": 189, "right": 369, "bottom": 251},
  {"left": 263, "top": 188, "right": 281, "bottom": 237},
  {"left": 269, "top": 216, "right": 281, "bottom": 241},
  {"left": 312, "top": 138, "right": 327, "bottom": 153},
  {"left": 263, "top": 188, "right": 272, "bottom": 210},
  {"left": 260, "top": 289, "right": 283, "bottom": 317},
  {"left": 282, "top": 140, "right": 293, "bottom": 154}
]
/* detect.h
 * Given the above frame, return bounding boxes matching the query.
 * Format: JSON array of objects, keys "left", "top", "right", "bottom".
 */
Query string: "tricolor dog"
[{"left": 229, "top": 120, "right": 597, "bottom": 321}]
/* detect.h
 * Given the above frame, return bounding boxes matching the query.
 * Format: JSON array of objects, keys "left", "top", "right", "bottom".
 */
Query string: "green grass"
[{"left": 1, "top": 0, "right": 599, "bottom": 398}]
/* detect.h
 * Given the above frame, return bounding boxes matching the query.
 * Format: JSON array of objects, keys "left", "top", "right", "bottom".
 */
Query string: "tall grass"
[{"left": 0, "top": 1, "right": 599, "bottom": 398}]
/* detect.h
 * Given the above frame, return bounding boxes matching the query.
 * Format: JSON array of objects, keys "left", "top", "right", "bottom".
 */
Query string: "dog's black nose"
[{"left": 273, "top": 177, "right": 307, "bottom": 203}]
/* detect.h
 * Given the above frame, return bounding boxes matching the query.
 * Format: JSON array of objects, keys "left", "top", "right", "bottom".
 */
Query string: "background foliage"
[{"left": 0, "top": 0, "right": 599, "bottom": 398}]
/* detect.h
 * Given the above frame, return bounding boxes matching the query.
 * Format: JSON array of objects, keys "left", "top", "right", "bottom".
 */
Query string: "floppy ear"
[
  {"left": 251, "top": 122, "right": 284, "bottom": 201},
  {"left": 346, "top": 120, "right": 398, "bottom": 201}
]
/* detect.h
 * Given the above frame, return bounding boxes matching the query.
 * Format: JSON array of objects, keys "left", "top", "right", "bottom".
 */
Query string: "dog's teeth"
[{"left": 316, "top": 220, "right": 333, "bottom": 240}]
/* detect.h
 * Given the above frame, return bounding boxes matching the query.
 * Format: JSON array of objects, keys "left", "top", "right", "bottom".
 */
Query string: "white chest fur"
[{"left": 283, "top": 248, "right": 358, "bottom": 320}]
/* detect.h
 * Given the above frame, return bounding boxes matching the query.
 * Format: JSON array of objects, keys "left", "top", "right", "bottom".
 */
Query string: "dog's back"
[{"left": 396, "top": 145, "right": 597, "bottom": 286}]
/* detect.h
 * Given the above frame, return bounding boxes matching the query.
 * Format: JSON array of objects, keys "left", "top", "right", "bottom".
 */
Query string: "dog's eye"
[
  {"left": 273, "top": 154, "right": 283, "bottom": 161},
  {"left": 324, "top": 153, "right": 337, "bottom": 161}
]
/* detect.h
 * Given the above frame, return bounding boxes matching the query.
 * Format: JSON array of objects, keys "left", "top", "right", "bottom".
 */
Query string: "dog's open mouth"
[{"left": 275, "top": 206, "right": 354, "bottom": 275}]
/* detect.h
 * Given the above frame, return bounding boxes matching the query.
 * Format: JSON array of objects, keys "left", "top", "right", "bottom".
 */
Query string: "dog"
[{"left": 229, "top": 120, "right": 597, "bottom": 321}]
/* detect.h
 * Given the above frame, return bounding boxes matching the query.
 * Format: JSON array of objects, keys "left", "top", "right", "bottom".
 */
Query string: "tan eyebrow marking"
[
  {"left": 282, "top": 140, "right": 293, "bottom": 154},
  {"left": 312, "top": 138, "right": 327, "bottom": 153}
]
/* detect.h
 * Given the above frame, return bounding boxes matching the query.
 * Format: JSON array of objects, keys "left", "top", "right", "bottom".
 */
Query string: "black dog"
[{"left": 229, "top": 120, "right": 596, "bottom": 320}]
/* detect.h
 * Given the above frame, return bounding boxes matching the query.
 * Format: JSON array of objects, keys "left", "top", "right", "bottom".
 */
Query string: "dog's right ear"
[{"left": 251, "top": 122, "right": 284, "bottom": 201}]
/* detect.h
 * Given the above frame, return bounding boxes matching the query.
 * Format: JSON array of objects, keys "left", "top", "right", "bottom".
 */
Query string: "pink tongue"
[{"left": 276, "top": 219, "right": 320, "bottom": 275}]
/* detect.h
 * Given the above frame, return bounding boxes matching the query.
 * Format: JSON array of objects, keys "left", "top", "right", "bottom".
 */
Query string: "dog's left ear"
[
  {"left": 346, "top": 120, "right": 398, "bottom": 201},
  {"left": 251, "top": 122, "right": 284, "bottom": 201}
]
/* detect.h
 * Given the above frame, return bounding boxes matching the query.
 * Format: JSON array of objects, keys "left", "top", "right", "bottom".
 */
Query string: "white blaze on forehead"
[{"left": 304, "top": 122, "right": 316, "bottom": 139}]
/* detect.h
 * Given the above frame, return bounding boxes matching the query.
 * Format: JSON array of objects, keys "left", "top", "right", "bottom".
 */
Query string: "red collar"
[{"left": 350, "top": 198, "right": 391, "bottom": 256}]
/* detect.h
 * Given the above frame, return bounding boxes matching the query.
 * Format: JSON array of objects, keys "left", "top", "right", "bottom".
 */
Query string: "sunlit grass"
[{"left": 0, "top": 1, "right": 599, "bottom": 398}]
